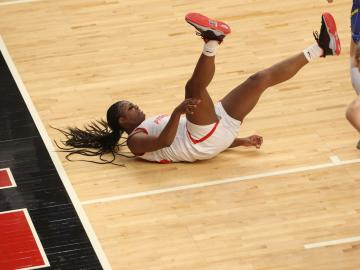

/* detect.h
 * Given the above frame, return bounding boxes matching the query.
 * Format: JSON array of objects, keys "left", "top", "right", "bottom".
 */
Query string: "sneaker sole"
[
  {"left": 185, "top": 12, "right": 231, "bottom": 37},
  {"left": 322, "top": 12, "right": 341, "bottom": 55}
]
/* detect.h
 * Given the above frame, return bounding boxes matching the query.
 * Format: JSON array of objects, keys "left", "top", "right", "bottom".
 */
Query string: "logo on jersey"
[{"left": 154, "top": 115, "right": 167, "bottom": 124}]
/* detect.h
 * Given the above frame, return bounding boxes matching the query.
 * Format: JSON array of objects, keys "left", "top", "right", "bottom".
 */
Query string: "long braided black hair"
[{"left": 53, "top": 101, "right": 134, "bottom": 166}]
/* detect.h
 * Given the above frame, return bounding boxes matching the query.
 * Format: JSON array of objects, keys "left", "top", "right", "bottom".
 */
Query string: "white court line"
[
  {"left": 20, "top": 209, "right": 50, "bottom": 270},
  {"left": 0, "top": 37, "right": 112, "bottom": 270},
  {"left": 308, "top": 155, "right": 360, "bottom": 249},
  {"left": 329, "top": 155, "right": 341, "bottom": 164},
  {"left": 0, "top": 0, "right": 40, "bottom": 6},
  {"left": 82, "top": 157, "right": 360, "bottom": 205},
  {"left": 304, "top": 236, "right": 360, "bottom": 249}
]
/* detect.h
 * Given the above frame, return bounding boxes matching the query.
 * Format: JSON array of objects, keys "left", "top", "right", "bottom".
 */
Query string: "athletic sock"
[
  {"left": 303, "top": 43, "right": 324, "bottom": 62},
  {"left": 202, "top": 40, "right": 219, "bottom": 56}
]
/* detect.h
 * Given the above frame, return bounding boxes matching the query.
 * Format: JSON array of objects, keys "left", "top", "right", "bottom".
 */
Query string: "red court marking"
[
  {"left": 0, "top": 210, "right": 47, "bottom": 270},
  {"left": 0, "top": 169, "right": 13, "bottom": 188}
]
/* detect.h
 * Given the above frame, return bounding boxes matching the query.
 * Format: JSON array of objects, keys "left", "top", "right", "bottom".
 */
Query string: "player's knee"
[
  {"left": 346, "top": 99, "right": 360, "bottom": 121},
  {"left": 249, "top": 70, "right": 271, "bottom": 88},
  {"left": 346, "top": 106, "right": 353, "bottom": 122}
]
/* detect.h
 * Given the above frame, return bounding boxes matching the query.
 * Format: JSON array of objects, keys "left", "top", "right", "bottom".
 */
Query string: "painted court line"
[
  {"left": 82, "top": 157, "right": 360, "bottom": 205},
  {"left": 329, "top": 155, "right": 341, "bottom": 164},
  {"left": 0, "top": 168, "right": 16, "bottom": 189},
  {"left": 0, "top": 208, "right": 50, "bottom": 269},
  {"left": 20, "top": 209, "right": 50, "bottom": 270},
  {"left": 304, "top": 236, "right": 360, "bottom": 249},
  {"left": 0, "top": 37, "right": 112, "bottom": 270},
  {"left": 0, "top": 0, "right": 40, "bottom": 6}
]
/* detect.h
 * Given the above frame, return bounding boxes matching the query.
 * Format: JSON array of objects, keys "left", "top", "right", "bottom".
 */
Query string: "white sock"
[
  {"left": 202, "top": 40, "right": 219, "bottom": 57},
  {"left": 303, "top": 43, "right": 324, "bottom": 62}
]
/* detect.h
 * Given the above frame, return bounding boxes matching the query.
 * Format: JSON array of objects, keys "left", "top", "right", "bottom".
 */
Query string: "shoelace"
[
  {"left": 195, "top": 31, "right": 222, "bottom": 44},
  {"left": 195, "top": 31, "right": 210, "bottom": 42},
  {"left": 313, "top": 31, "right": 319, "bottom": 42}
]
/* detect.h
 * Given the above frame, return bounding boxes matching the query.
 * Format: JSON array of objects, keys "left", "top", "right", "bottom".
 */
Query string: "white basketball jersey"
[
  {"left": 133, "top": 115, "right": 197, "bottom": 163},
  {"left": 131, "top": 103, "right": 241, "bottom": 163}
]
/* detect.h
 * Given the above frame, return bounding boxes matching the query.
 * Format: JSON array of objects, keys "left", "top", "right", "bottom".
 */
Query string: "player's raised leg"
[
  {"left": 220, "top": 12, "right": 341, "bottom": 122},
  {"left": 185, "top": 12, "right": 231, "bottom": 125}
]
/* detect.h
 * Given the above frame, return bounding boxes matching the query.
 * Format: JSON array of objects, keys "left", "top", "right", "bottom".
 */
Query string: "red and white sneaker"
[
  {"left": 185, "top": 12, "right": 231, "bottom": 42},
  {"left": 313, "top": 12, "right": 341, "bottom": 56}
]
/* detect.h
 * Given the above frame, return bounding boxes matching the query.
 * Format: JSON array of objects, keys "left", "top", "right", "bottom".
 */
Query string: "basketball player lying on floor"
[{"left": 55, "top": 12, "right": 341, "bottom": 165}]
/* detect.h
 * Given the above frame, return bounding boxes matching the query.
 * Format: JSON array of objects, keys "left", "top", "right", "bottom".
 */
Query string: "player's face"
[{"left": 118, "top": 101, "right": 145, "bottom": 127}]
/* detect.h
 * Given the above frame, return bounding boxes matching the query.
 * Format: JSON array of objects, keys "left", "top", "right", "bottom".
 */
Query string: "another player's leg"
[
  {"left": 347, "top": 1, "right": 360, "bottom": 148},
  {"left": 349, "top": 0, "right": 360, "bottom": 92},
  {"left": 221, "top": 12, "right": 341, "bottom": 122},
  {"left": 346, "top": 96, "right": 360, "bottom": 130},
  {"left": 184, "top": 12, "right": 231, "bottom": 125}
]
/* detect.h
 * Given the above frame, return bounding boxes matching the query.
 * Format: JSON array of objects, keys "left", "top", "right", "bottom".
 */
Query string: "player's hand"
[
  {"left": 175, "top": 98, "right": 201, "bottom": 115},
  {"left": 243, "top": 135, "right": 263, "bottom": 148}
]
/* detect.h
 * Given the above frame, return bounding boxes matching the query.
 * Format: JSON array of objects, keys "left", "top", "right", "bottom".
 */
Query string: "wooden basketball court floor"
[{"left": 0, "top": 0, "right": 359, "bottom": 269}]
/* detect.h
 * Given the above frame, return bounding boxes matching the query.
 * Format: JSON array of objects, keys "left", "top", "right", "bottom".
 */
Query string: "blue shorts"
[{"left": 352, "top": 0, "right": 360, "bottom": 42}]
